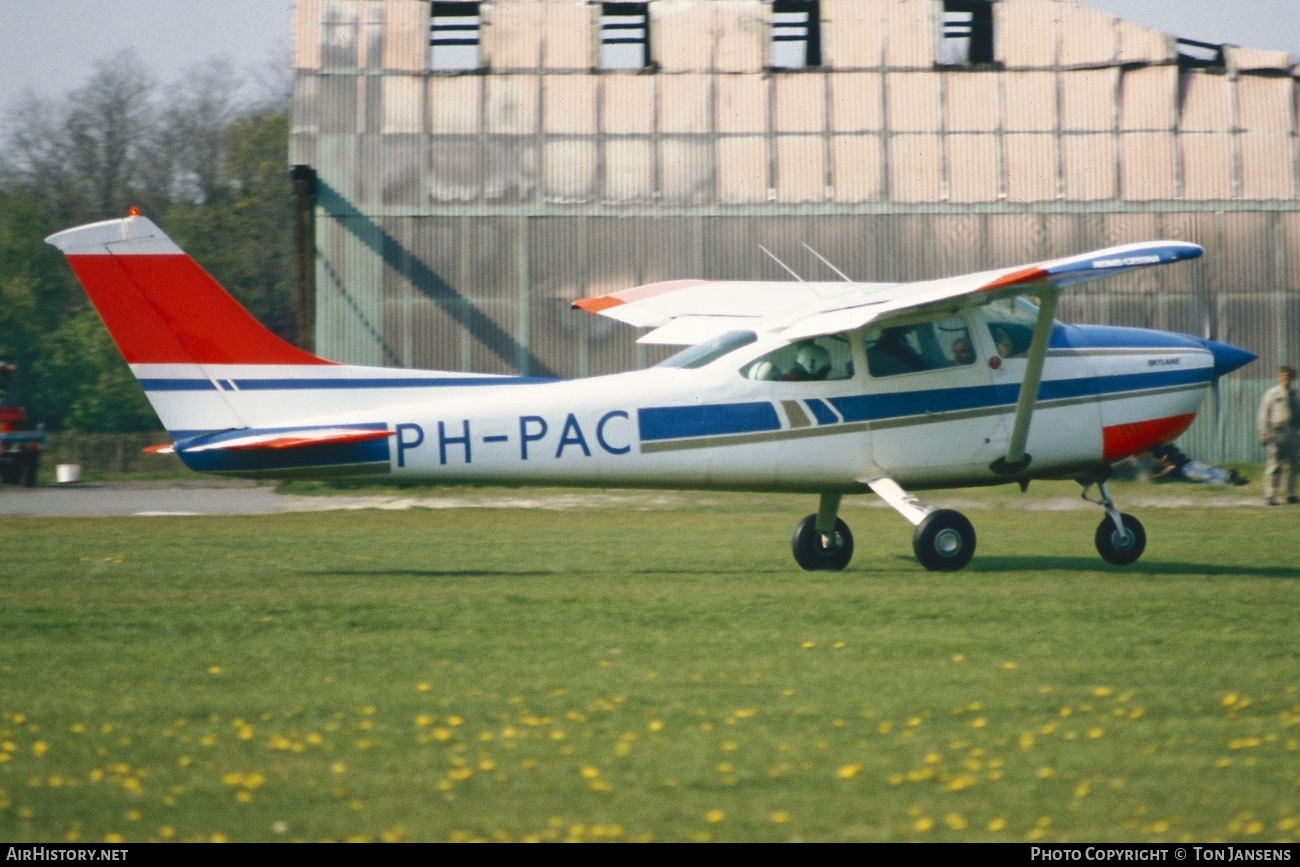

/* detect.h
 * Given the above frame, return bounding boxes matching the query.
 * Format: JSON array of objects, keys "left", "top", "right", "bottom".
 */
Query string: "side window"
[
  {"left": 742, "top": 335, "right": 854, "bottom": 382},
  {"left": 985, "top": 298, "right": 1040, "bottom": 359},
  {"left": 865, "top": 317, "right": 975, "bottom": 378}
]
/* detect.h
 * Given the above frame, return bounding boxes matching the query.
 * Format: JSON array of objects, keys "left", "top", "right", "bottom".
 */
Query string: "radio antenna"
[
  {"left": 803, "top": 243, "right": 853, "bottom": 282},
  {"left": 759, "top": 245, "right": 805, "bottom": 282}
]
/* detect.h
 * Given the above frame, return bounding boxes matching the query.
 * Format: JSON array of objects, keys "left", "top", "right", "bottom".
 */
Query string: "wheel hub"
[{"left": 934, "top": 528, "right": 964, "bottom": 557}]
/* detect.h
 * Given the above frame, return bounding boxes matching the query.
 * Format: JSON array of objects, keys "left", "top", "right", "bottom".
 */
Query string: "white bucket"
[{"left": 56, "top": 464, "right": 81, "bottom": 484}]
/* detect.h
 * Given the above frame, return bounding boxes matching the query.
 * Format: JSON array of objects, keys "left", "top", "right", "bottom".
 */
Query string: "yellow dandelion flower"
[
  {"left": 1088, "top": 727, "right": 1104, "bottom": 739},
  {"left": 770, "top": 811, "right": 790, "bottom": 824},
  {"left": 235, "top": 791, "right": 252, "bottom": 804},
  {"left": 1093, "top": 686, "right": 1113, "bottom": 697},
  {"left": 418, "top": 682, "right": 431, "bottom": 692},
  {"left": 32, "top": 741, "right": 48, "bottom": 758},
  {"left": 331, "top": 762, "right": 346, "bottom": 775},
  {"left": 648, "top": 720, "right": 664, "bottom": 732},
  {"left": 705, "top": 809, "right": 726, "bottom": 823},
  {"left": 945, "top": 813, "right": 967, "bottom": 831},
  {"left": 801, "top": 641, "right": 815, "bottom": 649},
  {"left": 913, "top": 816, "right": 933, "bottom": 833},
  {"left": 971, "top": 717, "right": 987, "bottom": 729},
  {"left": 580, "top": 765, "right": 600, "bottom": 779},
  {"left": 1002, "top": 661, "right": 1017, "bottom": 671},
  {"left": 208, "top": 666, "right": 222, "bottom": 676},
  {"left": 104, "top": 834, "right": 123, "bottom": 844},
  {"left": 837, "top": 763, "right": 862, "bottom": 779},
  {"left": 447, "top": 715, "right": 464, "bottom": 727},
  {"left": 988, "top": 817, "right": 1006, "bottom": 832},
  {"left": 951, "top": 653, "right": 965, "bottom": 663},
  {"left": 1036, "top": 766, "right": 1054, "bottom": 779},
  {"left": 1223, "top": 692, "right": 1239, "bottom": 706}
]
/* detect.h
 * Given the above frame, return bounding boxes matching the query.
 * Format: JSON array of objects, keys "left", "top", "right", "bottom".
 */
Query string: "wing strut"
[{"left": 990, "top": 287, "right": 1060, "bottom": 475}]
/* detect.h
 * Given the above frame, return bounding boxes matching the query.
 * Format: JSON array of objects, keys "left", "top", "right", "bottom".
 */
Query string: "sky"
[{"left": 0, "top": 0, "right": 1297, "bottom": 109}]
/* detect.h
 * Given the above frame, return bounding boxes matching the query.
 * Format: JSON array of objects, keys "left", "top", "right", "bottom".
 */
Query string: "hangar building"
[{"left": 289, "top": 0, "right": 1300, "bottom": 461}]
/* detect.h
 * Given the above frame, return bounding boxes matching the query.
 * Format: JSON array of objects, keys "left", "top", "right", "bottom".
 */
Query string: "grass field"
[{"left": 1, "top": 486, "right": 1297, "bottom": 842}]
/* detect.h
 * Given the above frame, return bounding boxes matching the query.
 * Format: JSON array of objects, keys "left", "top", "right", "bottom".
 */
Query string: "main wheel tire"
[
  {"left": 1094, "top": 513, "right": 1145, "bottom": 566},
  {"left": 791, "top": 514, "right": 854, "bottom": 571},
  {"left": 912, "top": 509, "right": 976, "bottom": 571}
]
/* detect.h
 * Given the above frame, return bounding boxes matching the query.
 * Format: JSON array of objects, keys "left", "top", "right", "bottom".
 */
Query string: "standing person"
[{"left": 1258, "top": 365, "right": 1299, "bottom": 505}]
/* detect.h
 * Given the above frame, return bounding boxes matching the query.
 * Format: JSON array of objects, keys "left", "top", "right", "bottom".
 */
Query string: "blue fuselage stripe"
[
  {"left": 639, "top": 367, "right": 1210, "bottom": 444},
  {"left": 638, "top": 402, "right": 782, "bottom": 442}
]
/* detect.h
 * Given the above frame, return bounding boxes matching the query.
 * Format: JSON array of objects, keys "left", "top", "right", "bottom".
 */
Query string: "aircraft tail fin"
[
  {"left": 48, "top": 215, "right": 549, "bottom": 440},
  {"left": 46, "top": 215, "right": 328, "bottom": 369},
  {"left": 46, "top": 215, "right": 331, "bottom": 436}
]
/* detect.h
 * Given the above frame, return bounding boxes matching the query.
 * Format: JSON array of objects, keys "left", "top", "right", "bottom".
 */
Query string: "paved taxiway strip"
[{"left": 0, "top": 482, "right": 1269, "bottom": 517}]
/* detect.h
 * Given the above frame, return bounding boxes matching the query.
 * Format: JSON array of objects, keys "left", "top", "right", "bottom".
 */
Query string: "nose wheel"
[
  {"left": 1083, "top": 477, "right": 1146, "bottom": 566},
  {"left": 1094, "top": 513, "right": 1145, "bottom": 565}
]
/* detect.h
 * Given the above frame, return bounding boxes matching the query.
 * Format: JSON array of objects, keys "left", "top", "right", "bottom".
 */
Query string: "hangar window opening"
[
  {"left": 599, "top": 3, "right": 651, "bottom": 70},
  {"left": 1176, "top": 38, "right": 1226, "bottom": 72},
  {"left": 940, "top": 0, "right": 995, "bottom": 67},
  {"left": 771, "top": 0, "right": 822, "bottom": 69},
  {"left": 429, "top": 2, "right": 482, "bottom": 71}
]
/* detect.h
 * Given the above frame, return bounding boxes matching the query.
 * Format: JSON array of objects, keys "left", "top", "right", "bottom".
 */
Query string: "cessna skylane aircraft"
[{"left": 48, "top": 215, "right": 1255, "bottom": 572}]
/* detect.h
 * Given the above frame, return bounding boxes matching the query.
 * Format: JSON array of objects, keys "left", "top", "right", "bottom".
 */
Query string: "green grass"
[{"left": 1, "top": 492, "right": 1297, "bottom": 842}]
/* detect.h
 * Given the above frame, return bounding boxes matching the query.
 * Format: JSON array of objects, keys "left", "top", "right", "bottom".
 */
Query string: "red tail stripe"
[{"left": 66, "top": 253, "right": 331, "bottom": 366}]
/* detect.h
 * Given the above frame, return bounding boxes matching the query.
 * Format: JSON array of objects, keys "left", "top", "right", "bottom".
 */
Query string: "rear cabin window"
[
  {"left": 865, "top": 317, "right": 975, "bottom": 377},
  {"left": 741, "top": 334, "right": 854, "bottom": 381}
]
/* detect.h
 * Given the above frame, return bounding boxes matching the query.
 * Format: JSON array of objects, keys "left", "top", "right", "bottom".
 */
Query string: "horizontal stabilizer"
[{"left": 148, "top": 427, "right": 394, "bottom": 455}]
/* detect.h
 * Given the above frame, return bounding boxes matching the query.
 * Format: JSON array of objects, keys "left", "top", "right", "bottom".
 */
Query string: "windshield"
[{"left": 654, "top": 330, "right": 759, "bottom": 369}]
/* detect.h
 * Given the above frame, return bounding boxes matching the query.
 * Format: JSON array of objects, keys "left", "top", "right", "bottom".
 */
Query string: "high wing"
[
  {"left": 575, "top": 240, "right": 1203, "bottom": 476},
  {"left": 573, "top": 241, "right": 1203, "bottom": 345}
]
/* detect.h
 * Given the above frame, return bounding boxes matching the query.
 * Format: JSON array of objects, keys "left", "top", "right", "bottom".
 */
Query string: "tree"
[{"left": 0, "top": 51, "right": 296, "bottom": 432}]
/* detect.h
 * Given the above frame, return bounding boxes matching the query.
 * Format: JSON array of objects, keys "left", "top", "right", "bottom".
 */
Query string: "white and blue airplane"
[{"left": 48, "top": 215, "right": 1254, "bottom": 571}]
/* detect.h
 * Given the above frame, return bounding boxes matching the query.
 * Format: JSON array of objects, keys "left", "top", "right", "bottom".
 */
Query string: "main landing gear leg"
[
  {"left": 791, "top": 492, "right": 854, "bottom": 571},
  {"left": 1081, "top": 476, "right": 1146, "bottom": 566},
  {"left": 864, "top": 476, "right": 977, "bottom": 572}
]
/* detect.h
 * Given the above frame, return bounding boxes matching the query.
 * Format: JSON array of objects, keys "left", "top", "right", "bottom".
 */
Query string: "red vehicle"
[{"left": 0, "top": 360, "right": 44, "bottom": 487}]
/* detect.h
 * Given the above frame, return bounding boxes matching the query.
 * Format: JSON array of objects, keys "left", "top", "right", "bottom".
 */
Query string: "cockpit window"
[
  {"left": 865, "top": 316, "right": 974, "bottom": 377},
  {"left": 655, "top": 330, "right": 758, "bottom": 369},
  {"left": 986, "top": 297, "right": 1040, "bottom": 359},
  {"left": 741, "top": 335, "right": 854, "bottom": 381}
]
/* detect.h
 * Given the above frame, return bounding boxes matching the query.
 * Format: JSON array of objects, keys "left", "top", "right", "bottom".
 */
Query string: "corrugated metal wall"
[{"left": 291, "top": 0, "right": 1300, "bottom": 462}]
